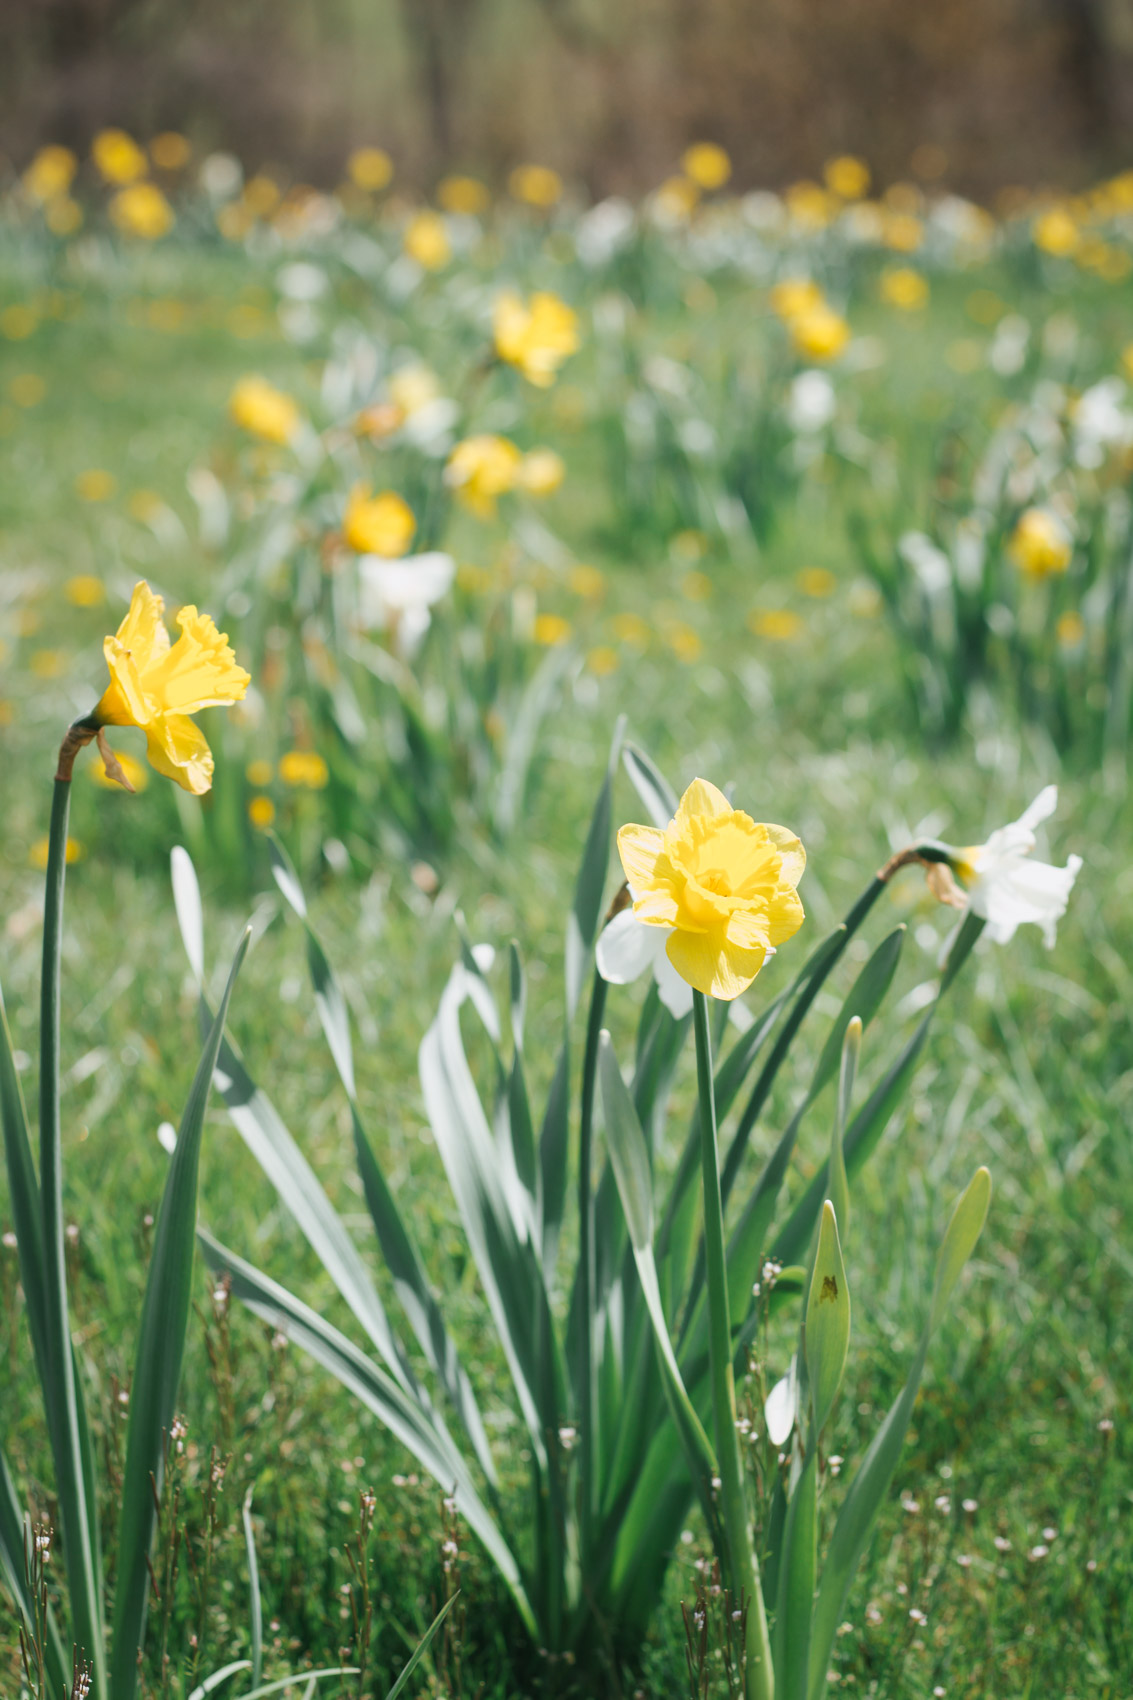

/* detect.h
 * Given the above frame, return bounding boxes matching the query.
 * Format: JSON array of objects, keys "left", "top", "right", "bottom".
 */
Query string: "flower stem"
[
  {"left": 692, "top": 989, "right": 774, "bottom": 1700},
  {"left": 40, "top": 766, "right": 105, "bottom": 1694},
  {"left": 577, "top": 966, "right": 608, "bottom": 1544}
]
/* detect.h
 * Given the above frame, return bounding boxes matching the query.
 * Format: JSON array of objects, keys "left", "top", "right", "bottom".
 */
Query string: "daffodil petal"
[
  {"left": 765, "top": 823, "right": 807, "bottom": 886},
  {"left": 617, "top": 823, "right": 666, "bottom": 889},
  {"left": 113, "top": 580, "right": 171, "bottom": 670},
  {"left": 654, "top": 949, "right": 694, "bottom": 1018},
  {"left": 596, "top": 909, "right": 667, "bottom": 985},
  {"left": 664, "top": 927, "right": 722, "bottom": 997},
  {"left": 144, "top": 714, "right": 214, "bottom": 795},
  {"left": 675, "top": 777, "right": 732, "bottom": 826},
  {"left": 633, "top": 888, "right": 681, "bottom": 926},
  {"left": 765, "top": 882, "right": 806, "bottom": 947}
]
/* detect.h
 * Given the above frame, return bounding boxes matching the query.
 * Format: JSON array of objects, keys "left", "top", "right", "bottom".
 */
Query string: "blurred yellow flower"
[
  {"left": 110, "top": 182, "right": 175, "bottom": 239},
  {"left": 493, "top": 290, "right": 579, "bottom": 387},
  {"left": 1, "top": 305, "right": 38, "bottom": 341},
  {"left": 243, "top": 175, "right": 281, "bottom": 219},
  {"left": 789, "top": 305, "right": 850, "bottom": 362},
  {"left": 76, "top": 469, "right": 117, "bottom": 502},
  {"left": 92, "top": 128, "right": 147, "bottom": 184},
  {"left": 93, "top": 580, "right": 250, "bottom": 794},
  {"left": 128, "top": 489, "right": 165, "bottom": 522},
  {"left": 149, "top": 132, "right": 191, "bottom": 171},
  {"left": 797, "top": 566, "right": 837, "bottom": 598},
  {"left": 770, "top": 278, "right": 824, "bottom": 322},
  {"left": 882, "top": 212, "right": 924, "bottom": 252},
  {"left": 616, "top": 777, "right": 805, "bottom": 1000},
  {"left": 1122, "top": 343, "right": 1133, "bottom": 384},
  {"left": 519, "top": 448, "right": 566, "bottom": 495},
  {"left": 9, "top": 374, "right": 46, "bottom": 407},
  {"left": 611, "top": 611, "right": 650, "bottom": 647},
  {"left": 825, "top": 155, "right": 870, "bottom": 200},
  {"left": 229, "top": 375, "right": 300, "bottom": 444},
  {"left": 653, "top": 176, "right": 700, "bottom": 223},
  {"left": 1034, "top": 207, "right": 1079, "bottom": 257},
  {"left": 349, "top": 147, "right": 393, "bottom": 191},
  {"left": 749, "top": 608, "right": 805, "bottom": 640},
  {"left": 681, "top": 143, "right": 731, "bottom": 191},
  {"left": 343, "top": 487, "right": 416, "bottom": 556},
  {"left": 681, "top": 571, "right": 712, "bottom": 602},
  {"left": 245, "top": 758, "right": 274, "bottom": 787},
  {"left": 1008, "top": 508, "right": 1072, "bottom": 579},
  {"left": 31, "top": 837, "right": 82, "bottom": 869},
  {"left": 665, "top": 622, "right": 702, "bottom": 662},
  {"left": 23, "top": 146, "right": 77, "bottom": 202},
  {"left": 445, "top": 434, "right": 523, "bottom": 518},
  {"left": 388, "top": 363, "right": 441, "bottom": 417},
  {"left": 45, "top": 197, "right": 83, "bottom": 236},
  {"left": 32, "top": 649, "right": 67, "bottom": 679},
  {"left": 65, "top": 575, "right": 106, "bottom": 607},
  {"left": 533, "top": 612, "right": 572, "bottom": 646},
  {"left": 279, "top": 749, "right": 329, "bottom": 788},
  {"left": 786, "top": 181, "right": 835, "bottom": 230},
  {"left": 880, "top": 266, "right": 929, "bottom": 310},
  {"left": 509, "top": 164, "right": 562, "bottom": 207},
  {"left": 438, "top": 175, "right": 489, "bottom": 215},
  {"left": 587, "top": 645, "right": 620, "bottom": 676},
  {"left": 568, "top": 564, "right": 606, "bottom": 599},
  {"left": 248, "top": 795, "right": 276, "bottom": 829},
  {"left": 404, "top": 210, "right": 451, "bottom": 270},
  {"left": 90, "top": 747, "right": 148, "bottom": 791},
  {"left": 1056, "top": 610, "right": 1085, "bottom": 648}
]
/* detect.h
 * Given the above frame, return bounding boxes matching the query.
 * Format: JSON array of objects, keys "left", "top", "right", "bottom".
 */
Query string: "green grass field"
[{"left": 1, "top": 170, "right": 1131, "bottom": 1698}]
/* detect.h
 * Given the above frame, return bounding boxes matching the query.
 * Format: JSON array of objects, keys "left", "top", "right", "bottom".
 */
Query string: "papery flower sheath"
[{"left": 92, "top": 581, "right": 250, "bottom": 794}]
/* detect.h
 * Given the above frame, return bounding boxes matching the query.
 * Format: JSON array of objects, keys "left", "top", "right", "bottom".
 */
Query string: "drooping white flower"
[
  {"left": 952, "top": 786, "right": 1082, "bottom": 948},
  {"left": 357, "top": 551, "right": 455, "bottom": 657},
  {"left": 595, "top": 906, "right": 694, "bottom": 1018}
]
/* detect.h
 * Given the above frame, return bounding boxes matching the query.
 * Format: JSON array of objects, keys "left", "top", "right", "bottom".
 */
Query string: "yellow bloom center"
[
  {"left": 93, "top": 581, "right": 251, "bottom": 795},
  {"left": 616, "top": 778, "right": 806, "bottom": 1000}
]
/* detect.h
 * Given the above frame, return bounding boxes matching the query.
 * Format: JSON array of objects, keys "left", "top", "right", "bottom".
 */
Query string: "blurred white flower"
[
  {"left": 576, "top": 197, "right": 636, "bottom": 267},
  {"left": 358, "top": 551, "right": 455, "bottom": 657},
  {"left": 952, "top": 786, "right": 1081, "bottom": 948},
  {"left": 1073, "top": 378, "right": 1133, "bottom": 469},
  {"left": 787, "top": 369, "right": 836, "bottom": 433}
]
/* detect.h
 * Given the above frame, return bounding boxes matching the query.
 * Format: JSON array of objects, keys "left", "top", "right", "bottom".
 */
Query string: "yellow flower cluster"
[
  {"left": 444, "top": 436, "right": 566, "bottom": 516},
  {"left": 771, "top": 278, "right": 851, "bottom": 362},
  {"left": 493, "top": 291, "right": 579, "bottom": 387}
]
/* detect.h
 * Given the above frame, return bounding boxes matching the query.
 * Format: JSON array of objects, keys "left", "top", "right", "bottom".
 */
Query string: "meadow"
[{"left": 1, "top": 141, "right": 1131, "bottom": 1699}]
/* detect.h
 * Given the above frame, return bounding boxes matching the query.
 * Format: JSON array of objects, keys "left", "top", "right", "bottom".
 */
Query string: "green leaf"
[
  {"left": 0, "top": 982, "right": 49, "bottom": 1382},
  {"left": 621, "top": 742, "right": 678, "bottom": 829},
  {"left": 566, "top": 717, "right": 625, "bottom": 1018},
  {"left": 774, "top": 1450, "right": 817, "bottom": 1700},
  {"left": 197, "top": 1231, "right": 535, "bottom": 1637},
  {"left": 829, "top": 1017, "right": 860, "bottom": 1245},
  {"left": 186, "top": 1661, "right": 251, "bottom": 1700},
  {"left": 806, "top": 1167, "right": 992, "bottom": 1700},
  {"left": 242, "top": 1488, "right": 262, "bottom": 1689},
  {"left": 384, "top": 1594, "right": 458, "bottom": 1700},
  {"left": 109, "top": 927, "right": 251, "bottom": 1700},
  {"left": 805, "top": 1203, "right": 850, "bottom": 1438}
]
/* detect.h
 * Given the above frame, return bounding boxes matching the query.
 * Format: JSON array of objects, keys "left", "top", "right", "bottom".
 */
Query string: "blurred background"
[{"left": 4, "top": 0, "right": 1133, "bottom": 196}]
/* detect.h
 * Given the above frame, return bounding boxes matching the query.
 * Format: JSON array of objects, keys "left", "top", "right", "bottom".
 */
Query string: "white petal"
[
  {"left": 654, "top": 948, "right": 694, "bottom": 1018},
  {"left": 1016, "top": 784, "right": 1058, "bottom": 834},
  {"left": 596, "top": 909, "right": 666, "bottom": 985},
  {"left": 765, "top": 1356, "right": 799, "bottom": 1447}
]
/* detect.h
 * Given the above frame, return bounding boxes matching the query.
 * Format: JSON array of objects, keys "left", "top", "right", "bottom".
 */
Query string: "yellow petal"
[
  {"left": 765, "top": 882, "right": 806, "bottom": 947},
  {"left": 665, "top": 926, "right": 767, "bottom": 999},
  {"left": 113, "top": 581, "right": 171, "bottom": 671},
  {"left": 617, "top": 823, "right": 666, "bottom": 890},
  {"left": 144, "top": 713, "right": 214, "bottom": 794},
  {"left": 633, "top": 888, "right": 680, "bottom": 926},
  {"left": 725, "top": 910, "right": 771, "bottom": 951},
  {"left": 97, "top": 637, "right": 153, "bottom": 728},
  {"left": 765, "top": 823, "right": 807, "bottom": 886},
  {"left": 674, "top": 777, "right": 732, "bottom": 828},
  {"left": 144, "top": 607, "right": 250, "bottom": 714}
]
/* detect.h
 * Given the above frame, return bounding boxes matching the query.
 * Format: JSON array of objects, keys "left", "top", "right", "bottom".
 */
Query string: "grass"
[{"left": 1, "top": 195, "right": 1131, "bottom": 1697}]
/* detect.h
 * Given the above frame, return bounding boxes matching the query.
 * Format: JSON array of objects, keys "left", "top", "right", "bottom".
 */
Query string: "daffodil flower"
[
  {"left": 596, "top": 904, "right": 696, "bottom": 1018},
  {"left": 357, "top": 551, "right": 456, "bottom": 657},
  {"left": 90, "top": 581, "right": 250, "bottom": 794},
  {"left": 611, "top": 778, "right": 806, "bottom": 1001},
  {"left": 947, "top": 786, "right": 1081, "bottom": 948}
]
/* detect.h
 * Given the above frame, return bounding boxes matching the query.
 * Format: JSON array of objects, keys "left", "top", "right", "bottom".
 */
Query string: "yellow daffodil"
[
  {"left": 23, "top": 146, "right": 77, "bottom": 203},
  {"left": 444, "top": 434, "right": 523, "bottom": 517},
  {"left": 348, "top": 147, "right": 393, "bottom": 191},
  {"left": 681, "top": 143, "right": 731, "bottom": 191},
  {"left": 438, "top": 175, "right": 489, "bottom": 215},
  {"left": 880, "top": 267, "right": 929, "bottom": 310},
  {"left": 404, "top": 210, "right": 451, "bottom": 270},
  {"left": 65, "top": 575, "right": 105, "bottom": 607},
  {"left": 248, "top": 795, "right": 276, "bottom": 829},
  {"left": 615, "top": 778, "right": 805, "bottom": 1000},
  {"left": 1008, "top": 508, "right": 1072, "bottom": 579},
  {"left": 45, "top": 197, "right": 83, "bottom": 235},
  {"left": 533, "top": 612, "right": 571, "bottom": 646},
  {"left": 518, "top": 448, "right": 566, "bottom": 495},
  {"left": 150, "top": 132, "right": 191, "bottom": 171},
  {"left": 1034, "top": 207, "right": 1080, "bottom": 258},
  {"left": 786, "top": 181, "right": 835, "bottom": 230},
  {"left": 493, "top": 290, "right": 579, "bottom": 387},
  {"left": 92, "top": 128, "right": 147, "bottom": 185},
  {"left": 789, "top": 304, "right": 851, "bottom": 362},
  {"left": 109, "top": 182, "right": 175, "bottom": 240},
  {"left": 881, "top": 212, "right": 924, "bottom": 252},
  {"left": 509, "top": 164, "right": 562, "bottom": 207},
  {"left": 343, "top": 487, "right": 416, "bottom": 556},
  {"left": 279, "top": 749, "right": 329, "bottom": 788},
  {"left": 825, "top": 155, "right": 870, "bottom": 200},
  {"left": 229, "top": 375, "right": 300, "bottom": 444},
  {"left": 92, "top": 581, "right": 250, "bottom": 794},
  {"left": 770, "top": 278, "right": 824, "bottom": 322}
]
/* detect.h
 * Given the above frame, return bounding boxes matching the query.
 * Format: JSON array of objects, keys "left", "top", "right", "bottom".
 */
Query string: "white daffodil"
[
  {"left": 764, "top": 1354, "right": 800, "bottom": 1448},
  {"left": 950, "top": 785, "right": 1082, "bottom": 948},
  {"left": 595, "top": 905, "right": 694, "bottom": 1018},
  {"left": 357, "top": 551, "right": 455, "bottom": 658}
]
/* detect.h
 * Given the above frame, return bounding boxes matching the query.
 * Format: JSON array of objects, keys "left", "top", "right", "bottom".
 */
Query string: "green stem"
[
  {"left": 40, "top": 767, "right": 106, "bottom": 1694},
  {"left": 692, "top": 990, "right": 773, "bottom": 1700},
  {"left": 577, "top": 967, "right": 608, "bottom": 1545}
]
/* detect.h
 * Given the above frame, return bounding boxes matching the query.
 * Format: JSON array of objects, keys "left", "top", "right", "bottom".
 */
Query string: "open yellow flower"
[
  {"left": 229, "top": 375, "right": 300, "bottom": 444},
  {"left": 110, "top": 182, "right": 175, "bottom": 240},
  {"left": 493, "top": 291, "right": 579, "bottom": 387},
  {"left": 1008, "top": 507, "right": 1072, "bottom": 579},
  {"left": 616, "top": 778, "right": 805, "bottom": 1000},
  {"left": 92, "top": 581, "right": 250, "bottom": 794},
  {"left": 343, "top": 487, "right": 416, "bottom": 556},
  {"left": 444, "top": 434, "right": 524, "bottom": 518}
]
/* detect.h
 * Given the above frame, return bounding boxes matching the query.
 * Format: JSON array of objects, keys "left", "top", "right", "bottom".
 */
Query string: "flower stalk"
[{"left": 692, "top": 989, "right": 773, "bottom": 1700}]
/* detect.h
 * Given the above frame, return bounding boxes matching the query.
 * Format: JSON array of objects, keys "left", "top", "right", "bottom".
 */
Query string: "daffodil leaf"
[
  {"left": 566, "top": 717, "right": 625, "bottom": 1019},
  {"left": 774, "top": 1449, "right": 817, "bottom": 1700},
  {"left": 622, "top": 742, "right": 679, "bottom": 829},
  {"left": 383, "top": 1594, "right": 458, "bottom": 1700},
  {"left": 804, "top": 1203, "right": 850, "bottom": 1438}
]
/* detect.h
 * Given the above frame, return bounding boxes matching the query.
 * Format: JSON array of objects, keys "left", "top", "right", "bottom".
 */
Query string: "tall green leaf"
[{"left": 804, "top": 1203, "right": 850, "bottom": 1438}]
